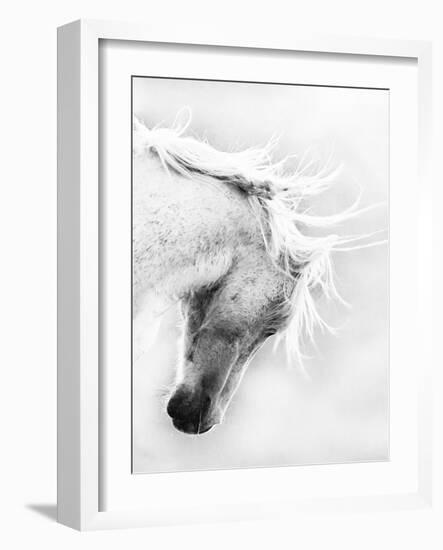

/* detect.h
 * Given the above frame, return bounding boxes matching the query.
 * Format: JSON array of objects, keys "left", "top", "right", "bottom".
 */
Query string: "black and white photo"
[{"left": 132, "top": 77, "right": 389, "bottom": 474}]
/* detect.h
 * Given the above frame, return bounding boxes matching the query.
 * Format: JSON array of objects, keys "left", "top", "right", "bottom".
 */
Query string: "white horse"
[{"left": 133, "top": 113, "right": 379, "bottom": 435}]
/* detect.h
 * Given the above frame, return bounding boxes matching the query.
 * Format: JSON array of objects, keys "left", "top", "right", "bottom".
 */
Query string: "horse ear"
[{"left": 172, "top": 106, "right": 192, "bottom": 134}]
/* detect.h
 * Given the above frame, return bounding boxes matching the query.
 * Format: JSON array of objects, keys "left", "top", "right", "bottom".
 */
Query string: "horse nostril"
[
  {"left": 166, "top": 392, "right": 184, "bottom": 419},
  {"left": 166, "top": 388, "right": 212, "bottom": 422}
]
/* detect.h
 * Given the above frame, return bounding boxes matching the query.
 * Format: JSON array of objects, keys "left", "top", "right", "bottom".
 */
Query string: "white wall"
[{"left": 0, "top": 1, "right": 441, "bottom": 548}]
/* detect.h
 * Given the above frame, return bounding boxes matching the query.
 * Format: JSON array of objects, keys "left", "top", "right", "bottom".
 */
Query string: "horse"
[{"left": 132, "top": 112, "right": 379, "bottom": 436}]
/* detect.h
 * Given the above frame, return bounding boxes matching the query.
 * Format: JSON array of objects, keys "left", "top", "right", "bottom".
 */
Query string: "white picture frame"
[{"left": 57, "top": 19, "right": 433, "bottom": 530}]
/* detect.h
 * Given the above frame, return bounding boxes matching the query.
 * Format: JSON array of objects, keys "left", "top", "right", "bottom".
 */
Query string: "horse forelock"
[{"left": 133, "top": 112, "right": 385, "bottom": 369}]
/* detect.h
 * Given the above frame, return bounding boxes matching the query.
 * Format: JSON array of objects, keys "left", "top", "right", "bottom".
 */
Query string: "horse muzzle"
[{"left": 166, "top": 385, "right": 220, "bottom": 435}]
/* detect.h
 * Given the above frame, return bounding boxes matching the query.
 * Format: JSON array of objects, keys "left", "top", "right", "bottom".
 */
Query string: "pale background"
[
  {"left": 133, "top": 77, "right": 389, "bottom": 473},
  {"left": 1, "top": 1, "right": 442, "bottom": 549}
]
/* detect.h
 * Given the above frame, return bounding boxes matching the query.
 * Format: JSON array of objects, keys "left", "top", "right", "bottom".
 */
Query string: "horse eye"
[{"left": 263, "top": 327, "right": 277, "bottom": 338}]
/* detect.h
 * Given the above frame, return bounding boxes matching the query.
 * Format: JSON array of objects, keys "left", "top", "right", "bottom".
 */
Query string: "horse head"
[{"left": 166, "top": 247, "right": 296, "bottom": 434}]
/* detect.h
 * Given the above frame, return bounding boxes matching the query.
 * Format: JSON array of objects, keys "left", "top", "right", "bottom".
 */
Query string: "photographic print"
[{"left": 132, "top": 77, "right": 388, "bottom": 474}]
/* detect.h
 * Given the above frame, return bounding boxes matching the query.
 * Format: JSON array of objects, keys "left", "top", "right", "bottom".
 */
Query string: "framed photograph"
[{"left": 57, "top": 19, "right": 433, "bottom": 530}]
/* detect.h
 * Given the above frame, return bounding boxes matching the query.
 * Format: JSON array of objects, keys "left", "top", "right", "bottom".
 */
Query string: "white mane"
[{"left": 134, "top": 111, "right": 383, "bottom": 369}]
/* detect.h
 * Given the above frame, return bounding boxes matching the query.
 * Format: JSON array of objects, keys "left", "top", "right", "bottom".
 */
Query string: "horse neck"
[{"left": 132, "top": 153, "right": 260, "bottom": 315}]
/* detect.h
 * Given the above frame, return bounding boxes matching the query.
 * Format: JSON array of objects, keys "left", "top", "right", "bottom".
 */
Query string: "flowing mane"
[{"left": 133, "top": 111, "right": 381, "bottom": 368}]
